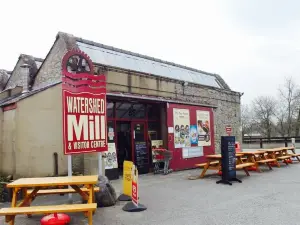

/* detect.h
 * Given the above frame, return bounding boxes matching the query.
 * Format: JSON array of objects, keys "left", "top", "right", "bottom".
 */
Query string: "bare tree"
[
  {"left": 252, "top": 96, "right": 277, "bottom": 138},
  {"left": 278, "top": 77, "right": 300, "bottom": 136},
  {"left": 241, "top": 104, "right": 254, "bottom": 136}
]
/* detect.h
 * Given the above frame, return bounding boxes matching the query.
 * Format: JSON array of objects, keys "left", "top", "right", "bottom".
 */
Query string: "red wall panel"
[{"left": 167, "top": 103, "right": 215, "bottom": 171}]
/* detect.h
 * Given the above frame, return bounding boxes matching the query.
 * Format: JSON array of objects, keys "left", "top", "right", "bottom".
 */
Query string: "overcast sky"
[{"left": 0, "top": 0, "right": 299, "bottom": 104}]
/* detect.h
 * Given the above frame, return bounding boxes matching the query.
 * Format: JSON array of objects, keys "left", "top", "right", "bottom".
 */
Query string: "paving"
[{"left": 1, "top": 161, "right": 300, "bottom": 225}]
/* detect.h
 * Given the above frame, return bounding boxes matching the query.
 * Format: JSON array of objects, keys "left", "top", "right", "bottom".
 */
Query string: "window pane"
[
  {"left": 107, "top": 121, "right": 115, "bottom": 143},
  {"left": 107, "top": 102, "right": 114, "bottom": 118},
  {"left": 148, "top": 122, "right": 161, "bottom": 140},
  {"left": 147, "top": 104, "right": 160, "bottom": 120},
  {"left": 116, "top": 102, "right": 146, "bottom": 119}
]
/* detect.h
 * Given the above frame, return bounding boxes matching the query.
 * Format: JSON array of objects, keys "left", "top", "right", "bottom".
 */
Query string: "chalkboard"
[
  {"left": 216, "top": 136, "right": 241, "bottom": 185},
  {"left": 135, "top": 141, "right": 149, "bottom": 174}
]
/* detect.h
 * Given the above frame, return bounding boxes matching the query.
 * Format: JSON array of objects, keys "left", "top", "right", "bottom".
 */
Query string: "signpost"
[
  {"left": 131, "top": 165, "right": 138, "bottom": 206},
  {"left": 122, "top": 164, "right": 147, "bottom": 212},
  {"left": 61, "top": 50, "right": 108, "bottom": 201},
  {"left": 225, "top": 126, "right": 232, "bottom": 136},
  {"left": 216, "top": 136, "right": 241, "bottom": 185}
]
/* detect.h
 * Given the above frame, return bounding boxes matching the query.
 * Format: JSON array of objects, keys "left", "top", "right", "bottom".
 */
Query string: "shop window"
[
  {"left": 148, "top": 121, "right": 161, "bottom": 141},
  {"left": 116, "top": 102, "right": 145, "bottom": 119},
  {"left": 147, "top": 104, "right": 160, "bottom": 120},
  {"left": 107, "top": 102, "right": 114, "bottom": 118}
]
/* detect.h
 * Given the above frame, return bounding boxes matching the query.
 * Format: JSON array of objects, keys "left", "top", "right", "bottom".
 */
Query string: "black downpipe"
[{"left": 54, "top": 152, "right": 58, "bottom": 176}]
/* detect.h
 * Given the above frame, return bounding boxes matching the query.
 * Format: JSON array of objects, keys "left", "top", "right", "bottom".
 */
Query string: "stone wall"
[
  {"left": 1, "top": 109, "right": 16, "bottom": 176},
  {"left": 33, "top": 35, "right": 68, "bottom": 90},
  {"left": 105, "top": 69, "right": 241, "bottom": 153}
]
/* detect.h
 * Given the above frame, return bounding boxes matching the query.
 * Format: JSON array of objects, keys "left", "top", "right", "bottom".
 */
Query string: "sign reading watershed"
[
  {"left": 221, "top": 136, "right": 236, "bottom": 180},
  {"left": 135, "top": 142, "right": 148, "bottom": 173}
]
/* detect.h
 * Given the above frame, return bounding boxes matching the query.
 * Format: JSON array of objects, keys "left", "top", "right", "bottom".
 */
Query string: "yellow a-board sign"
[{"left": 123, "top": 160, "right": 133, "bottom": 197}]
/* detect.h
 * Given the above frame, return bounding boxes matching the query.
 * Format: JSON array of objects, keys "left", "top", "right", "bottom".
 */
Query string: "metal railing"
[{"left": 242, "top": 136, "right": 300, "bottom": 148}]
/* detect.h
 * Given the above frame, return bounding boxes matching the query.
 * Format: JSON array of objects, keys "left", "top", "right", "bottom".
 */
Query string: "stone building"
[{"left": 0, "top": 32, "right": 242, "bottom": 178}]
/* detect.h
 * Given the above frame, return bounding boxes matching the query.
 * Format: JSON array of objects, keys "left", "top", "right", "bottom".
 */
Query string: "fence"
[{"left": 242, "top": 136, "right": 300, "bottom": 149}]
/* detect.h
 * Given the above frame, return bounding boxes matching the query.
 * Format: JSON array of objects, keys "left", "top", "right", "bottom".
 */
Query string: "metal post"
[
  {"left": 68, "top": 155, "right": 73, "bottom": 203},
  {"left": 291, "top": 138, "right": 296, "bottom": 147},
  {"left": 260, "top": 138, "right": 263, "bottom": 148},
  {"left": 98, "top": 153, "right": 103, "bottom": 176}
]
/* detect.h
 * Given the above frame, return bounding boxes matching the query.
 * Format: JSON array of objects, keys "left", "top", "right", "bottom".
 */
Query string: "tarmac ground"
[{"left": 1, "top": 160, "right": 300, "bottom": 225}]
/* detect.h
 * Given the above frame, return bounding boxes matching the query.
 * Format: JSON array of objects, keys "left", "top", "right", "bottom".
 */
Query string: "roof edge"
[
  {"left": 75, "top": 36, "right": 218, "bottom": 77},
  {"left": 20, "top": 54, "right": 44, "bottom": 63},
  {"left": 58, "top": 32, "right": 228, "bottom": 85}
]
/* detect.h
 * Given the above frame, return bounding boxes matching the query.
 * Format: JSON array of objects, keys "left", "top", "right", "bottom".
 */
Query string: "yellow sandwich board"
[{"left": 118, "top": 160, "right": 133, "bottom": 201}]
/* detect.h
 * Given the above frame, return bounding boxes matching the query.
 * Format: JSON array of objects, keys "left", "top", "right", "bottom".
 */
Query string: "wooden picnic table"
[
  {"left": 239, "top": 151, "right": 277, "bottom": 171},
  {"left": 259, "top": 148, "right": 292, "bottom": 166},
  {"left": 189, "top": 153, "right": 254, "bottom": 180},
  {"left": 282, "top": 147, "right": 300, "bottom": 162},
  {"left": 0, "top": 175, "right": 98, "bottom": 225}
]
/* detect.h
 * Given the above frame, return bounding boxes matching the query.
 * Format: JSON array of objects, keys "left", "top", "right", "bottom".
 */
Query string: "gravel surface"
[{"left": 1, "top": 161, "right": 300, "bottom": 225}]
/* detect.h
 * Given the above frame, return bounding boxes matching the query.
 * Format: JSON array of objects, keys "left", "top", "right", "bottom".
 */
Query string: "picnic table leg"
[
  {"left": 261, "top": 154, "right": 273, "bottom": 170},
  {"left": 243, "top": 168, "right": 250, "bottom": 176},
  {"left": 8, "top": 188, "right": 18, "bottom": 225},
  {"left": 70, "top": 185, "right": 89, "bottom": 201},
  {"left": 200, "top": 161, "right": 211, "bottom": 178},
  {"left": 22, "top": 188, "right": 32, "bottom": 218},
  {"left": 270, "top": 153, "right": 280, "bottom": 167},
  {"left": 251, "top": 156, "right": 261, "bottom": 172},
  {"left": 88, "top": 184, "right": 94, "bottom": 225}
]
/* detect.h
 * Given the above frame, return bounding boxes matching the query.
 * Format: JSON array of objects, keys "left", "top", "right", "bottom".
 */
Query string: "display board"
[
  {"left": 216, "top": 136, "right": 241, "bottom": 185},
  {"left": 135, "top": 141, "right": 148, "bottom": 173}
]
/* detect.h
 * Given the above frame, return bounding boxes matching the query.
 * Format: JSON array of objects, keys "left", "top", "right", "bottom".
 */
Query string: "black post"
[
  {"left": 284, "top": 138, "right": 288, "bottom": 147},
  {"left": 260, "top": 138, "right": 263, "bottom": 148}
]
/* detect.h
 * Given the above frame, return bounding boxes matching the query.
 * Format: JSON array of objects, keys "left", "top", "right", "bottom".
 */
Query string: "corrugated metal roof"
[{"left": 77, "top": 41, "right": 223, "bottom": 89}]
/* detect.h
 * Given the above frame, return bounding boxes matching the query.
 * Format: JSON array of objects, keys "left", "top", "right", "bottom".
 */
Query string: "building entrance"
[
  {"left": 107, "top": 99, "right": 164, "bottom": 174},
  {"left": 116, "top": 122, "right": 132, "bottom": 172}
]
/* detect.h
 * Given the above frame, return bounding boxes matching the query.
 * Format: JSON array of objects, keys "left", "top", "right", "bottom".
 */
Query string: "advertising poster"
[
  {"left": 104, "top": 143, "right": 118, "bottom": 169},
  {"left": 190, "top": 125, "right": 198, "bottom": 145},
  {"left": 196, "top": 110, "right": 211, "bottom": 146},
  {"left": 173, "top": 109, "right": 191, "bottom": 148}
]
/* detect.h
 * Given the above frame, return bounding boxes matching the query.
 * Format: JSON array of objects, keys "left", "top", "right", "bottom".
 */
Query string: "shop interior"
[{"left": 106, "top": 99, "right": 165, "bottom": 174}]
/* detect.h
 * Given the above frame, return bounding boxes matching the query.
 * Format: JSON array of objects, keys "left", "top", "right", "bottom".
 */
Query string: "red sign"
[
  {"left": 131, "top": 166, "right": 138, "bottom": 206},
  {"left": 225, "top": 126, "right": 232, "bottom": 135},
  {"left": 62, "top": 50, "right": 107, "bottom": 155}
]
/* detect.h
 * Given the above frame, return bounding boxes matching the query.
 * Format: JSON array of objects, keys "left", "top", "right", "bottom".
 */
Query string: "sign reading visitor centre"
[{"left": 62, "top": 50, "right": 107, "bottom": 155}]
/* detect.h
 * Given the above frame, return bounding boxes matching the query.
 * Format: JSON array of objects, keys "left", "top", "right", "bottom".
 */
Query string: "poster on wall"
[
  {"left": 104, "top": 143, "right": 118, "bottom": 169},
  {"left": 173, "top": 109, "right": 191, "bottom": 148},
  {"left": 196, "top": 110, "right": 211, "bottom": 146},
  {"left": 190, "top": 125, "right": 198, "bottom": 145}
]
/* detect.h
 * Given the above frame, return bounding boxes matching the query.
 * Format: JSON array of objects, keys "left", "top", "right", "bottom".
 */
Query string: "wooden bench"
[
  {"left": 26, "top": 187, "right": 100, "bottom": 196},
  {"left": 277, "top": 156, "right": 292, "bottom": 165},
  {"left": 0, "top": 203, "right": 97, "bottom": 225},
  {"left": 277, "top": 156, "right": 291, "bottom": 160},
  {"left": 236, "top": 163, "right": 255, "bottom": 176},
  {"left": 195, "top": 161, "right": 219, "bottom": 168},
  {"left": 236, "top": 163, "right": 255, "bottom": 169},
  {"left": 256, "top": 159, "right": 276, "bottom": 163}
]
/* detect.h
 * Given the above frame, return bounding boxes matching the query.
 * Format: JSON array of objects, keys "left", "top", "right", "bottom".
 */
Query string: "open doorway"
[{"left": 116, "top": 122, "right": 132, "bottom": 173}]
